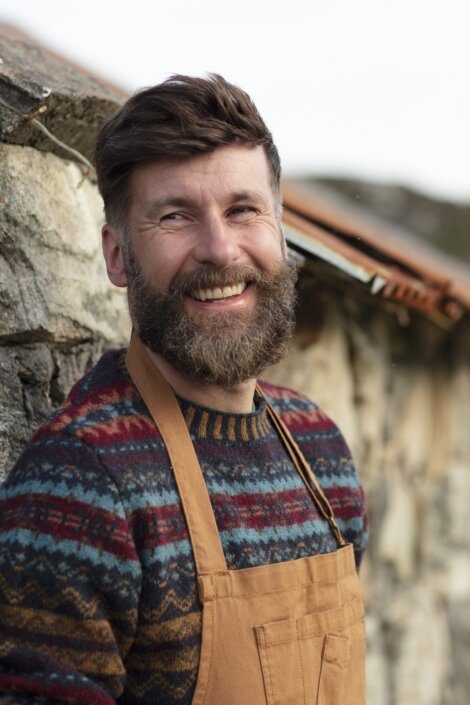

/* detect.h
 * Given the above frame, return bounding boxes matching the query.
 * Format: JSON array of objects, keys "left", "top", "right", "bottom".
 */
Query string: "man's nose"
[{"left": 192, "top": 215, "right": 241, "bottom": 268}]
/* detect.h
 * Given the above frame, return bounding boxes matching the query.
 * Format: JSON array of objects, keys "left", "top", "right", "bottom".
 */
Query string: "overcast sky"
[{"left": 1, "top": 0, "right": 469, "bottom": 202}]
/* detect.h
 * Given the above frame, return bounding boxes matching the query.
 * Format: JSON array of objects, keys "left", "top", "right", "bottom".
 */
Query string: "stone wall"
[
  {"left": 265, "top": 274, "right": 470, "bottom": 705},
  {"left": 0, "top": 31, "right": 130, "bottom": 476},
  {"left": 0, "top": 143, "right": 130, "bottom": 475}
]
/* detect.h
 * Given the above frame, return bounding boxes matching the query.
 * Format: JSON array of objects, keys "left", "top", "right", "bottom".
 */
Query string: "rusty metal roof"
[{"left": 282, "top": 180, "right": 470, "bottom": 328}]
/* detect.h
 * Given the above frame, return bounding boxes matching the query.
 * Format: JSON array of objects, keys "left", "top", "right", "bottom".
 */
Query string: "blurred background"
[
  {"left": 1, "top": 0, "right": 469, "bottom": 200},
  {"left": 0, "top": 1, "right": 469, "bottom": 704}
]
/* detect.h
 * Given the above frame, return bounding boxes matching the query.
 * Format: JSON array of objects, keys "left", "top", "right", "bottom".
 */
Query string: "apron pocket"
[{"left": 255, "top": 597, "right": 364, "bottom": 705}]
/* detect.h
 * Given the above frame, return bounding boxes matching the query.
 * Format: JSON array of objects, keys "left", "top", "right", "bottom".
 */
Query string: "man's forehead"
[{"left": 130, "top": 144, "right": 273, "bottom": 198}]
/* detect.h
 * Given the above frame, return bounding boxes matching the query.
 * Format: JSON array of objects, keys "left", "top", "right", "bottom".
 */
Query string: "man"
[{"left": 0, "top": 74, "right": 368, "bottom": 705}]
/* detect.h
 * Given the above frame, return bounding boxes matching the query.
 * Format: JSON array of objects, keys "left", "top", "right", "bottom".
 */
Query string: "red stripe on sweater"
[
  {"left": 211, "top": 487, "right": 319, "bottom": 530},
  {"left": 0, "top": 494, "right": 137, "bottom": 561}
]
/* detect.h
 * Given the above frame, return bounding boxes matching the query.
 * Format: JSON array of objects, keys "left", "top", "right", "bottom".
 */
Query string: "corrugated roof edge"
[{"left": 282, "top": 180, "right": 470, "bottom": 315}]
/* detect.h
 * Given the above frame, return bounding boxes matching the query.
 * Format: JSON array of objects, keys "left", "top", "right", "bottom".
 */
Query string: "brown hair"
[{"left": 94, "top": 73, "right": 281, "bottom": 229}]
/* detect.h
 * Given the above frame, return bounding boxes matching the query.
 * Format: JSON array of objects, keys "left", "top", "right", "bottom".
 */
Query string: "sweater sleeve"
[{"left": 0, "top": 434, "right": 142, "bottom": 704}]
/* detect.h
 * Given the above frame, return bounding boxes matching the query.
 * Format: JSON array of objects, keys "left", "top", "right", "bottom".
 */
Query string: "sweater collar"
[{"left": 176, "top": 393, "right": 271, "bottom": 442}]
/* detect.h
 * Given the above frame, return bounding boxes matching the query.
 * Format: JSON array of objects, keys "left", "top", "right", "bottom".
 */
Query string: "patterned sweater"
[{"left": 0, "top": 349, "right": 367, "bottom": 705}]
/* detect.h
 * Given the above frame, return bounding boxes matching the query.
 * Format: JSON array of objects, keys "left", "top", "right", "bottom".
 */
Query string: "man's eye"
[
  {"left": 161, "top": 212, "right": 185, "bottom": 221},
  {"left": 160, "top": 212, "right": 193, "bottom": 227},
  {"left": 229, "top": 206, "right": 256, "bottom": 217}
]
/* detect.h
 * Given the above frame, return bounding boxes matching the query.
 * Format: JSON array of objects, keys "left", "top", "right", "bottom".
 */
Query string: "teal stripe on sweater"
[
  {"left": 141, "top": 538, "right": 192, "bottom": 565},
  {"left": 0, "top": 481, "right": 126, "bottom": 517},
  {"left": 0, "top": 482, "right": 183, "bottom": 514},
  {"left": 220, "top": 519, "right": 332, "bottom": 545},
  {"left": 336, "top": 517, "right": 365, "bottom": 533},
  {"left": 220, "top": 516, "right": 365, "bottom": 546},
  {"left": 0, "top": 529, "right": 141, "bottom": 577},
  {"left": 204, "top": 472, "right": 359, "bottom": 497}
]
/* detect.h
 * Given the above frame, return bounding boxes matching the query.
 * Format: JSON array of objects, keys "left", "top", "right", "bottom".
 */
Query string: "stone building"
[
  {"left": 1, "top": 27, "right": 469, "bottom": 705},
  {"left": 267, "top": 183, "right": 470, "bottom": 705}
]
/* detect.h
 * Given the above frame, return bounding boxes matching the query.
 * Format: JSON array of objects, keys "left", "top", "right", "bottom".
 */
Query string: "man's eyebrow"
[{"left": 228, "top": 190, "right": 268, "bottom": 205}]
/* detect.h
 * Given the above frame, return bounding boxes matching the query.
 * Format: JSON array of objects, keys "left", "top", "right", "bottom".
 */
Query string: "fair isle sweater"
[{"left": 0, "top": 348, "right": 367, "bottom": 705}]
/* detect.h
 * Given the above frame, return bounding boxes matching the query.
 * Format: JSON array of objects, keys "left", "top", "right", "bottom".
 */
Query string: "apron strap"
[
  {"left": 258, "top": 386, "right": 347, "bottom": 548},
  {"left": 126, "top": 332, "right": 227, "bottom": 575}
]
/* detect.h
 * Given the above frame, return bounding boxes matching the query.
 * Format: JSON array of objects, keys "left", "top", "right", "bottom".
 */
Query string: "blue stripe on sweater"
[
  {"left": 0, "top": 529, "right": 141, "bottom": 577},
  {"left": 0, "top": 482, "right": 126, "bottom": 517},
  {"left": 204, "top": 472, "right": 359, "bottom": 497},
  {"left": 221, "top": 516, "right": 366, "bottom": 546},
  {"left": 141, "top": 538, "right": 192, "bottom": 565},
  {"left": 336, "top": 517, "right": 365, "bottom": 533},
  {"left": 220, "top": 520, "right": 332, "bottom": 545},
  {"left": 0, "top": 482, "right": 182, "bottom": 515}
]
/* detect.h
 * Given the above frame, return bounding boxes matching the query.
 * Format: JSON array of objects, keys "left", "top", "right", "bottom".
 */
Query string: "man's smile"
[
  {"left": 191, "top": 282, "right": 248, "bottom": 302},
  {"left": 185, "top": 282, "right": 255, "bottom": 314}
]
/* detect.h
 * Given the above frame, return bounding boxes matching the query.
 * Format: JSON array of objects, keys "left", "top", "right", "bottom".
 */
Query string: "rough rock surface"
[
  {"left": 0, "top": 31, "right": 124, "bottom": 162},
  {"left": 0, "top": 143, "right": 129, "bottom": 344},
  {"left": 0, "top": 142, "right": 130, "bottom": 477}
]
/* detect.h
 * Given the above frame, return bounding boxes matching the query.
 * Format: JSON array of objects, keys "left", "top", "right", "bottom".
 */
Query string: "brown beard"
[{"left": 125, "top": 252, "right": 298, "bottom": 387}]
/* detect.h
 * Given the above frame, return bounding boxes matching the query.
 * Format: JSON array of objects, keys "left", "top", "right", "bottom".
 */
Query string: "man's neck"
[{"left": 146, "top": 348, "right": 257, "bottom": 414}]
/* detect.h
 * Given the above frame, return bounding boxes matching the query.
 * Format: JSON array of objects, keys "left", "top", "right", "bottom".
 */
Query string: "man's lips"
[
  {"left": 184, "top": 282, "right": 255, "bottom": 311},
  {"left": 190, "top": 282, "right": 248, "bottom": 302}
]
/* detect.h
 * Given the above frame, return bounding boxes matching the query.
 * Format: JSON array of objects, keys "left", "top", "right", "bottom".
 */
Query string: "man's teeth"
[{"left": 192, "top": 282, "right": 247, "bottom": 301}]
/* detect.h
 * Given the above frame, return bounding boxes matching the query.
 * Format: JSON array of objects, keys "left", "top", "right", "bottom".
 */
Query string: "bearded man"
[{"left": 0, "top": 75, "right": 368, "bottom": 705}]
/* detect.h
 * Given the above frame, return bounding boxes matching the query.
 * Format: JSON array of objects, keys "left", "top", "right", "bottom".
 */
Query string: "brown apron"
[{"left": 126, "top": 333, "right": 366, "bottom": 705}]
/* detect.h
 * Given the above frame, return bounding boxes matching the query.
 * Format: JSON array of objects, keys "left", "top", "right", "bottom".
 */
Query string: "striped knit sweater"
[{"left": 0, "top": 348, "right": 367, "bottom": 705}]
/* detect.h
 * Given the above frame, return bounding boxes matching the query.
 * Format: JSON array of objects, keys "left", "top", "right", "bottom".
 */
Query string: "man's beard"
[{"left": 125, "top": 250, "right": 298, "bottom": 388}]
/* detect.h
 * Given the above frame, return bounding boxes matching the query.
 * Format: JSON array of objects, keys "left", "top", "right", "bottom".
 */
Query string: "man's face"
[{"left": 120, "top": 144, "right": 297, "bottom": 386}]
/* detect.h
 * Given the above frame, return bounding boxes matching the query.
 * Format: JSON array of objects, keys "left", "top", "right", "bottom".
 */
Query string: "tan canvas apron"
[{"left": 126, "top": 334, "right": 366, "bottom": 705}]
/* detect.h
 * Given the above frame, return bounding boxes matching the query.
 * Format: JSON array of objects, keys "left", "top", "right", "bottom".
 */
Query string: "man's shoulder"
[
  {"left": 259, "top": 379, "right": 323, "bottom": 420},
  {"left": 258, "top": 379, "right": 350, "bottom": 446},
  {"left": 3, "top": 346, "right": 149, "bottom": 490},
  {"left": 30, "top": 347, "right": 145, "bottom": 448},
  {"left": 258, "top": 379, "right": 316, "bottom": 406}
]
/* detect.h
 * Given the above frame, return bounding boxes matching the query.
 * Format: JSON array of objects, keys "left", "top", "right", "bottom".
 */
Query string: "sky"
[{"left": 1, "top": 0, "right": 469, "bottom": 202}]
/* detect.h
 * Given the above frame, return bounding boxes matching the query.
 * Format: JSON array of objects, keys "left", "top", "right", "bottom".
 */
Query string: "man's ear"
[{"left": 102, "top": 224, "right": 128, "bottom": 287}]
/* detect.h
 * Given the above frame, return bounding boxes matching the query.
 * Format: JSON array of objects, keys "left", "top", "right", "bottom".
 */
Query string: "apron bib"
[{"left": 126, "top": 333, "right": 366, "bottom": 705}]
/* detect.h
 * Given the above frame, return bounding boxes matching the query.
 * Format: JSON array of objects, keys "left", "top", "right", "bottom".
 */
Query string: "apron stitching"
[
  {"left": 297, "top": 621, "right": 307, "bottom": 705},
  {"left": 260, "top": 625, "right": 363, "bottom": 649},
  {"left": 200, "top": 602, "right": 215, "bottom": 705},
  {"left": 316, "top": 636, "right": 329, "bottom": 705},
  {"left": 216, "top": 577, "right": 352, "bottom": 599},
  {"left": 263, "top": 638, "right": 276, "bottom": 705},
  {"left": 260, "top": 597, "right": 364, "bottom": 646}
]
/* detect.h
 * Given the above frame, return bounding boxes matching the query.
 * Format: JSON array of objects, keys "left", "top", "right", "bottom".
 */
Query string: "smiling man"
[{"left": 0, "top": 75, "right": 368, "bottom": 705}]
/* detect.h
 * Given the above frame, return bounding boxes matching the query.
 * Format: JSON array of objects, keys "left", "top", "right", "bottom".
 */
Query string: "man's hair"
[{"left": 94, "top": 73, "right": 281, "bottom": 229}]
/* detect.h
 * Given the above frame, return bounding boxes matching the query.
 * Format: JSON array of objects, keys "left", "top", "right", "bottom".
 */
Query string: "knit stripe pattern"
[{"left": 0, "top": 349, "right": 368, "bottom": 705}]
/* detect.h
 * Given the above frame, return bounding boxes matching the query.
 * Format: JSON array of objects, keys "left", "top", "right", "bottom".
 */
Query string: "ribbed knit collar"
[{"left": 176, "top": 393, "right": 272, "bottom": 442}]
